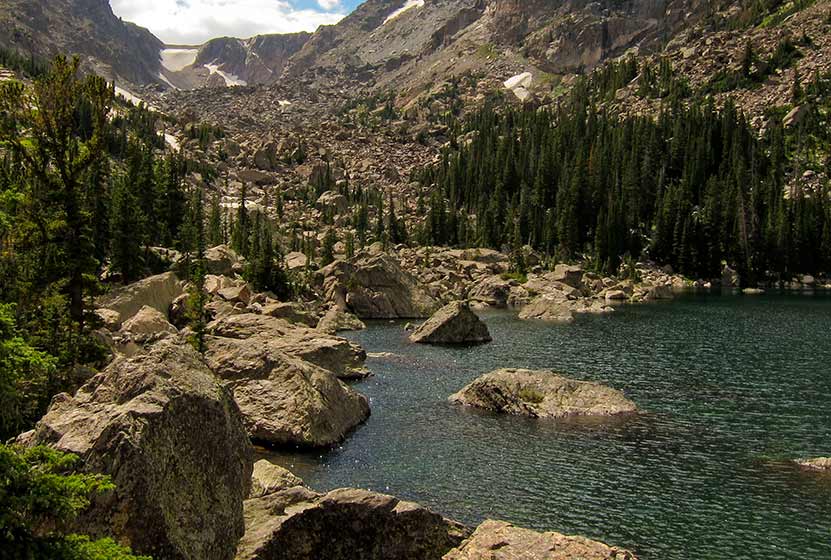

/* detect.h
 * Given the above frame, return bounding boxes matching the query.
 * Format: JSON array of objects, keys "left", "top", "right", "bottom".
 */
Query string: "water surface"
[{"left": 267, "top": 292, "right": 831, "bottom": 559}]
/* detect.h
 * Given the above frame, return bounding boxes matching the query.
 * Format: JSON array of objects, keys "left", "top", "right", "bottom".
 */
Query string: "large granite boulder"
[
  {"left": 208, "top": 314, "right": 369, "bottom": 379},
  {"left": 468, "top": 275, "right": 514, "bottom": 308},
  {"left": 20, "top": 340, "right": 253, "bottom": 560},
  {"left": 206, "top": 333, "right": 370, "bottom": 447},
  {"left": 449, "top": 369, "right": 638, "bottom": 419},
  {"left": 443, "top": 519, "right": 638, "bottom": 559},
  {"left": 205, "top": 244, "right": 245, "bottom": 276},
  {"left": 410, "top": 301, "right": 492, "bottom": 345},
  {"left": 97, "top": 272, "right": 183, "bottom": 326},
  {"left": 236, "top": 487, "right": 470, "bottom": 560},
  {"left": 249, "top": 460, "right": 305, "bottom": 498},
  {"left": 519, "top": 295, "right": 612, "bottom": 322},
  {"left": 317, "top": 254, "right": 439, "bottom": 319},
  {"left": 317, "top": 306, "right": 366, "bottom": 334}
]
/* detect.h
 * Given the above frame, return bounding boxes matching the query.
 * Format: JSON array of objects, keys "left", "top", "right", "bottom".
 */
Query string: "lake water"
[{"left": 267, "top": 292, "right": 831, "bottom": 559}]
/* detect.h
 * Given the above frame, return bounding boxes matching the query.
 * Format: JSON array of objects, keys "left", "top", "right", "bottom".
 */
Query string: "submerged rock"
[
  {"left": 795, "top": 457, "right": 831, "bottom": 471},
  {"left": 409, "top": 301, "right": 492, "bottom": 345},
  {"left": 236, "top": 487, "right": 470, "bottom": 560},
  {"left": 449, "top": 369, "right": 638, "bottom": 419},
  {"left": 249, "top": 460, "right": 304, "bottom": 498},
  {"left": 22, "top": 340, "right": 253, "bottom": 560},
  {"left": 443, "top": 519, "right": 638, "bottom": 559}
]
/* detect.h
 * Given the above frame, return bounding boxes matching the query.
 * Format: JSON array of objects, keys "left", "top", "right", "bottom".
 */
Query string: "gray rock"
[
  {"left": 317, "top": 306, "right": 367, "bottom": 334},
  {"left": 444, "top": 519, "right": 638, "bottom": 559},
  {"left": 317, "top": 255, "right": 439, "bottom": 319},
  {"left": 236, "top": 487, "right": 470, "bottom": 560},
  {"left": 409, "top": 301, "right": 492, "bottom": 345},
  {"left": 205, "top": 245, "right": 245, "bottom": 276},
  {"left": 449, "top": 368, "right": 638, "bottom": 419},
  {"left": 795, "top": 457, "right": 831, "bottom": 471},
  {"left": 205, "top": 333, "right": 370, "bottom": 447},
  {"left": 262, "top": 302, "right": 318, "bottom": 328},
  {"left": 97, "top": 272, "right": 183, "bottom": 325},
  {"left": 249, "top": 460, "right": 304, "bottom": 498},
  {"left": 22, "top": 340, "right": 253, "bottom": 560}
]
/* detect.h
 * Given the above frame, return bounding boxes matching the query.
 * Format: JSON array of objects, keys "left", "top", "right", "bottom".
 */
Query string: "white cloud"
[{"left": 111, "top": 0, "right": 347, "bottom": 45}]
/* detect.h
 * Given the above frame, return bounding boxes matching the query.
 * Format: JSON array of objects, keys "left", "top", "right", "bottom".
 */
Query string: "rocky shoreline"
[{"left": 13, "top": 242, "right": 827, "bottom": 559}]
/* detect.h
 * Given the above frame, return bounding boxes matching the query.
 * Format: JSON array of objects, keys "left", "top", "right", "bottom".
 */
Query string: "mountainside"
[
  {"left": 161, "top": 33, "right": 312, "bottom": 89},
  {"left": 0, "top": 0, "right": 163, "bottom": 85}
]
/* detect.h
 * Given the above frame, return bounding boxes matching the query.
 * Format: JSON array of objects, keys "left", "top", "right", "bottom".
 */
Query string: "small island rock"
[
  {"left": 795, "top": 457, "right": 831, "bottom": 471},
  {"left": 410, "top": 301, "right": 492, "bottom": 345},
  {"left": 449, "top": 368, "right": 638, "bottom": 418},
  {"left": 443, "top": 519, "right": 638, "bottom": 560}
]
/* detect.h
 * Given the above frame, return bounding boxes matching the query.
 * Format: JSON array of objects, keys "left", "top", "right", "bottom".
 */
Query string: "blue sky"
[{"left": 111, "top": 0, "right": 365, "bottom": 45}]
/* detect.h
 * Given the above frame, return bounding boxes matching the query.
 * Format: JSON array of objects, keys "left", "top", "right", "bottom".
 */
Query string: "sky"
[{"left": 110, "top": 0, "right": 364, "bottom": 45}]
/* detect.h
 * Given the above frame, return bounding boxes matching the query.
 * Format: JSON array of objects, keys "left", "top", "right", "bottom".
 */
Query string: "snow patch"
[
  {"left": 160, "top": 48, "right": 199, "bottom": 72},
  {"left": 204, "top": 63, "right": 248, "bottom": 87},
  {"left": 384, "top": 0, "right": 425, "bottom": 24}
]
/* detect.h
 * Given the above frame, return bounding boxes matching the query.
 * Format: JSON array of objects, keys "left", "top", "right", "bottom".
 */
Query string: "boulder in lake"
[
  {"left": 20, "top": 340, "right": 253, "bottom": 560},
  {"left": 409, "top": 301, "right": 492, "bottom": 345},
  {"left": 236, "top": 487, "right": 470, "bottom": 560},
  {"left": 443, "top": 519, "right": 638, "bottom": 560},
  {"left": 249, "top": 460, "right": 304, "bottom": 498},
  {"left": 317, "top": 306, "right": 367, "bottom": 334},
  {"left": 449, "top": 368, "right": 638, "bottom": 419}
]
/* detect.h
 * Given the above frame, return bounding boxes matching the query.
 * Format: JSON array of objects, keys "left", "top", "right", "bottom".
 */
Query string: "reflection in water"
[{"left": 263, "top": 293, "right": 831, "bottom": 559}]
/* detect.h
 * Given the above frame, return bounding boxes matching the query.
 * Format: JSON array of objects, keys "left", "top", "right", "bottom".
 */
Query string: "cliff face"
[
  {"left": 0, "top": 0, "right": 163, "bottom": 85},
  {"left": 192, "top": 33, "right": 312, "bottom": 86}
]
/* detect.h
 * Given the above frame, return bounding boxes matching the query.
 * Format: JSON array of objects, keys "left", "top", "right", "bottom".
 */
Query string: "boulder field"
[{"left": 450, "top": 369, "right": 638, "bottom": 419}]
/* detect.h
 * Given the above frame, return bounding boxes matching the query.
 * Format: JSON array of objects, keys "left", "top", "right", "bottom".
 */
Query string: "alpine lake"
[{"left": 265, "top": 291, "right": 831, "bottom": 559}]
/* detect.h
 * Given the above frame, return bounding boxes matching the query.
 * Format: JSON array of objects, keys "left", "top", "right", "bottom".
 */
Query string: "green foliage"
[
  {"left": 0, "top": 444, "right": 149, "bottom": 559},
  {"left": 418, "top": 69, "right": 831, "bottom": 281},
  {"left": 0, "top": 305, "right": 56, "bottom": 440},
  {"left": 518, "top": 387, "right": 544, "bottom": 404},
  {"left": 0, "top": 46, "right": 49, "bottom": 78}
]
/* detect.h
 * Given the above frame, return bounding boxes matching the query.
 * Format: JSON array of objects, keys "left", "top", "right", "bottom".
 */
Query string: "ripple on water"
[{"left": 265, "top": 293, "right": 831, "bottom": 559}]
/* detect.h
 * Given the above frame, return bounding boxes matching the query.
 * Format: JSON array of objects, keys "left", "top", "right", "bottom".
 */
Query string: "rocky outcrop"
[
  {"left": 317, "top": 254, "right": 439, "bottom": 319},
  {"left": 409, "top": 301, "right": 492, "bottom": 345},
  {"left": 204, "top": 244, "right": 246, "bottom": 276},
  {"left": 449, "top": 369, "right": 638, "bottom": 419},
  {"left": 207, "top": 313, "right": 370, "bottom": 379},
  {"left": 250, "top": 460, "right": 304, "bottom": 498},
  {"left": 20, "top": 340, "right": 253, "bottom": 560},
  {"left": 261, "top": 302, "right": 318, "bottom": 328},
  {"left": 205, "top": 316, "right": 370, "bottom": 447},
  {"left": 795, "top": 457, "right": 831, "bottom": 471},
  {"left": 236, "top": 487, "right": 471, "bottom": 560},
  {"left": 519, "top": 294, "right": 612, "bottom": 322},
  {"left": 317, "top": 306, "right": 367, "bottom": 334},
  {"left": 444, "top": 519, "right": 638, "bottom": 560},
  {"left": 97, "top": 271, "right": 183, "bottom": 325}
]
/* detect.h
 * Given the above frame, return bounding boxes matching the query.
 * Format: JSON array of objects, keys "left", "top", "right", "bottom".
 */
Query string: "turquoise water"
[{"left": 268, "top": 293, "right": 831, "bottom": 559}]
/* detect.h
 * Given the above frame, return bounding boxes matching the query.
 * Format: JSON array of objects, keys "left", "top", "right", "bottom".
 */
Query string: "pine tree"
[
  {"left": 186, "top": 188, "right": 207, "bottom": 354},
  {"left": 109, "top": 175, "right": 145, "bottom": 283}
]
